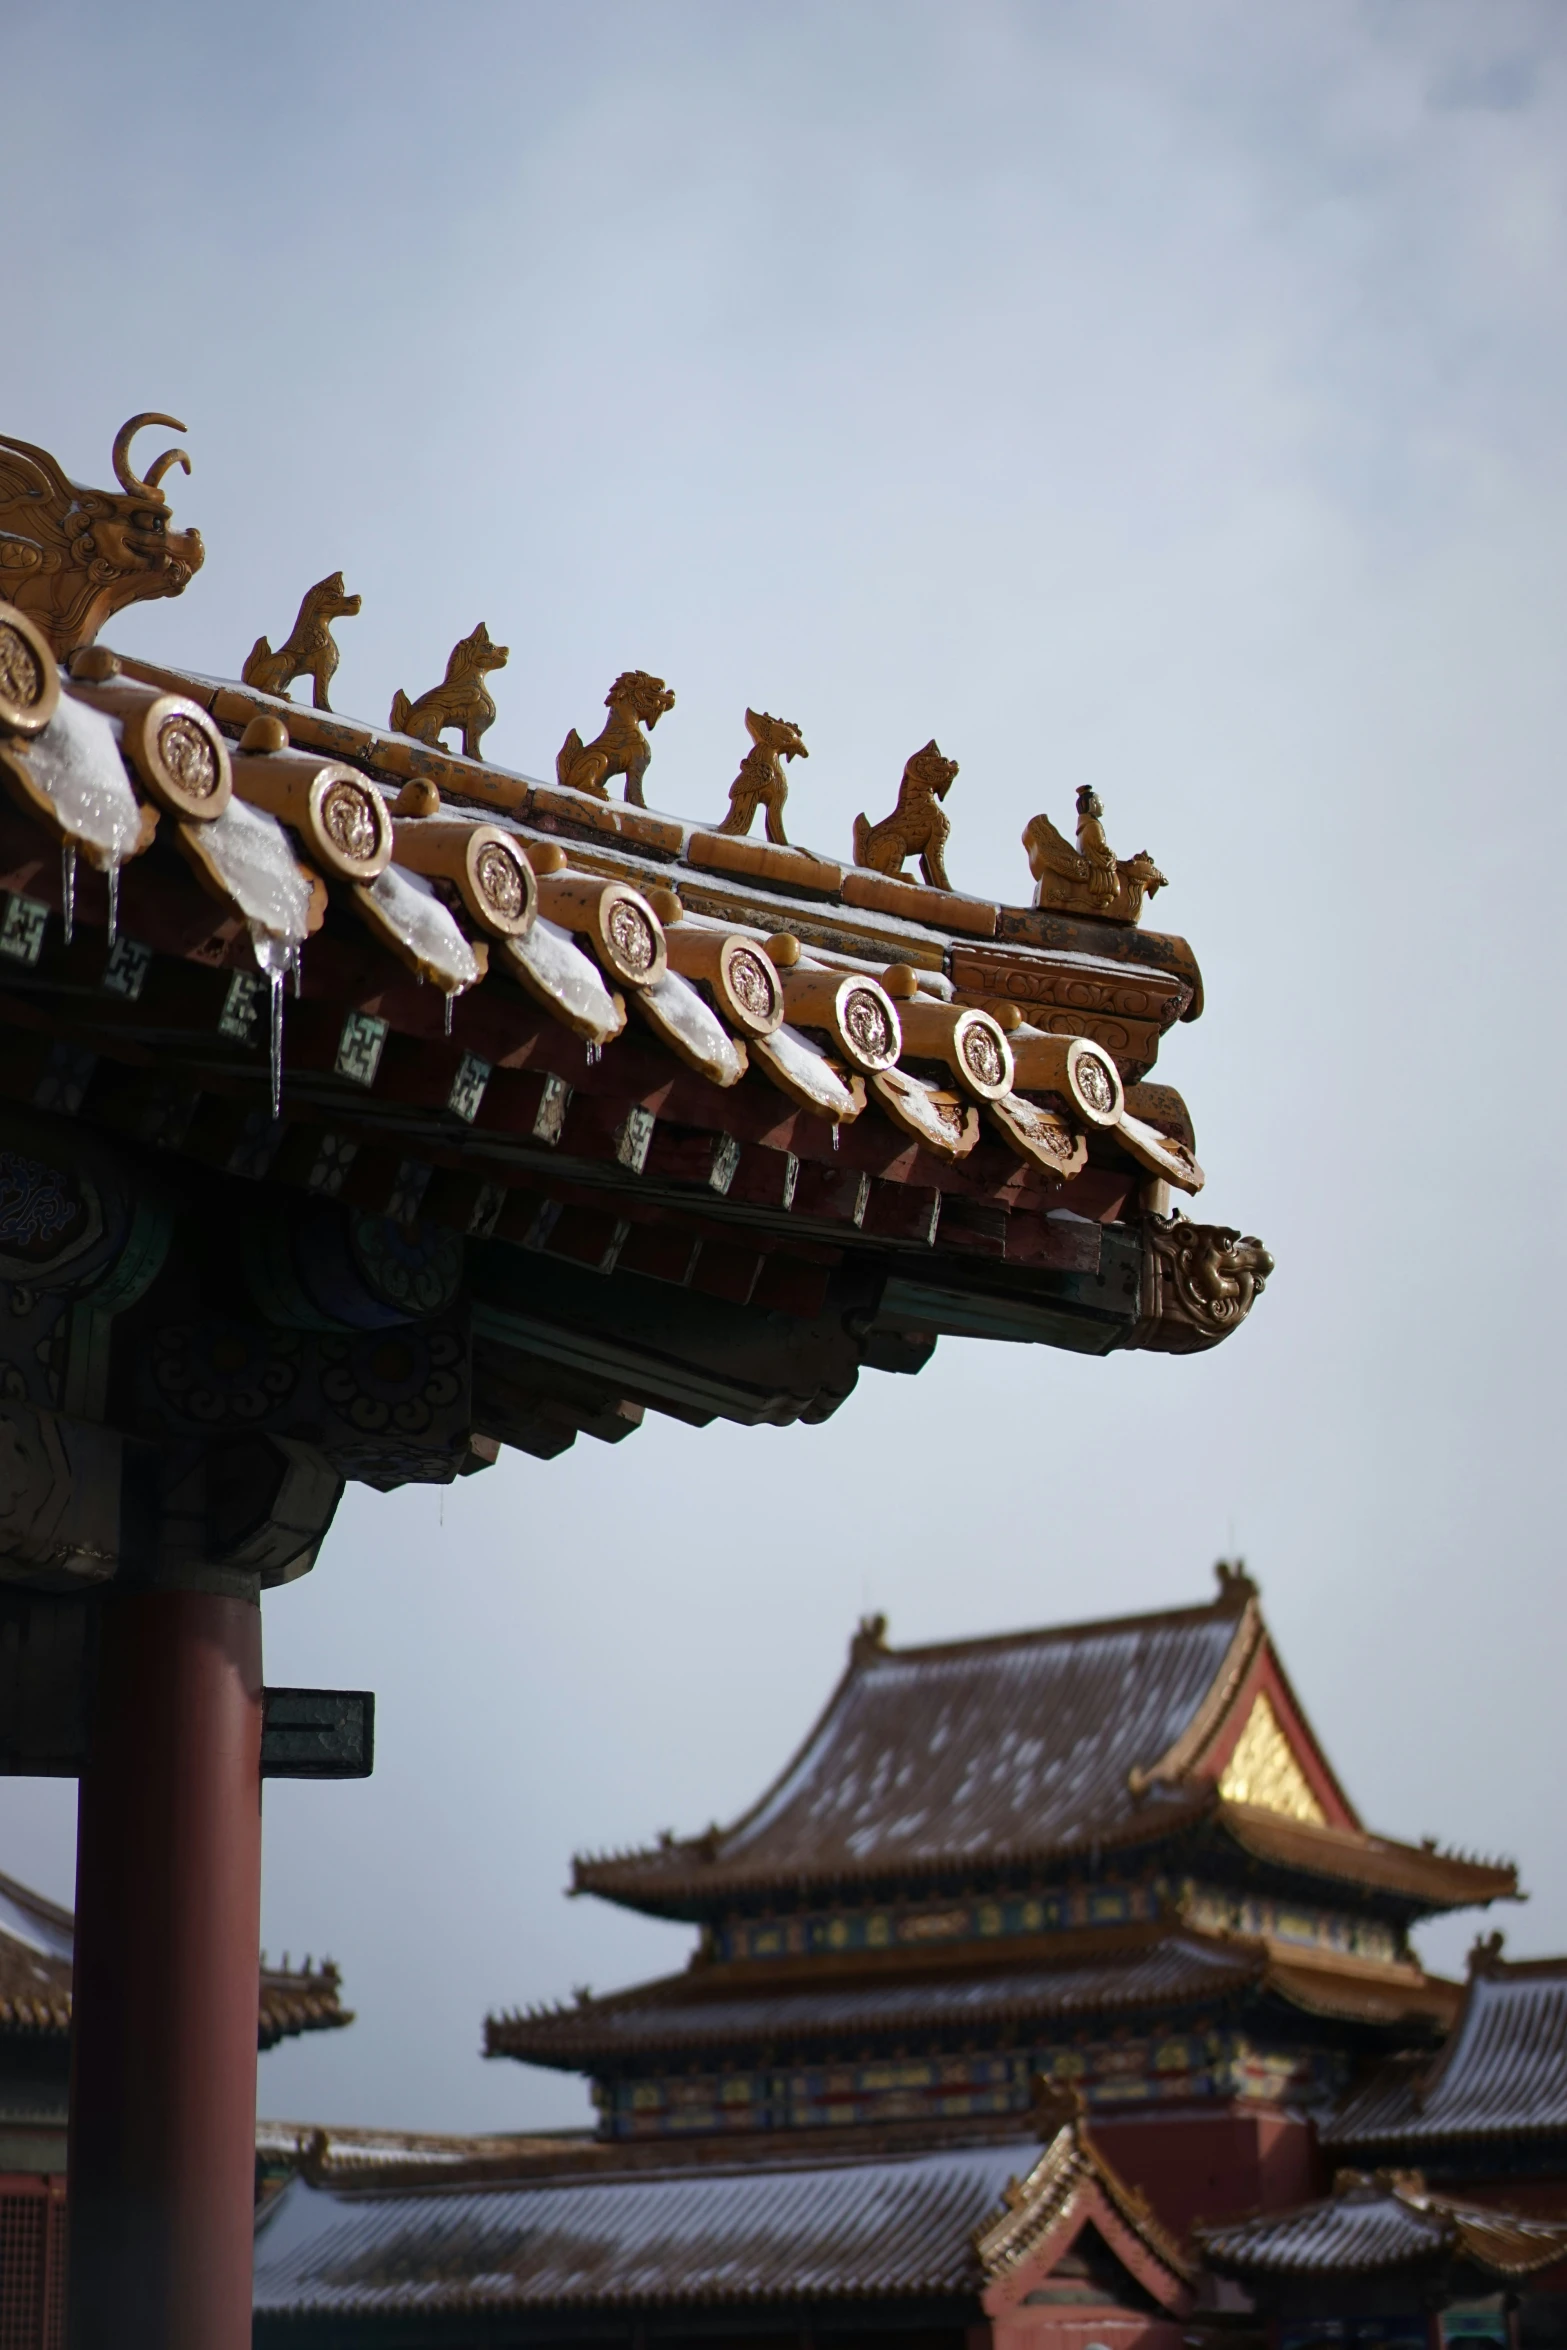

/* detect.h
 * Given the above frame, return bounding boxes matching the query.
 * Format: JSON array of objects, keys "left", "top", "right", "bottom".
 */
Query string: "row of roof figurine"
[
  {"left": 0, "top": 583, "right": 1211, "bottom": 1210},
  {"left": 240, "top": 569, "right": 1167, "bottom": 926}
]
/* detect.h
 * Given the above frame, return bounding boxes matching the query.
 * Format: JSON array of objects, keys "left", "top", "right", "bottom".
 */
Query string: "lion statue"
[
  {"left": 557, "top": 671, "right": 675, "bottom": 804},
  {"left": 852, "top": 739, "right": 959, "bottom": 890},
  {"left": 715, "top": 708, "right": 808, "bottom": 845}
]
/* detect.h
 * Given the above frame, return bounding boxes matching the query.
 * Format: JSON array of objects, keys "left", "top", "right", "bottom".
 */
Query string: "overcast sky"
[{"left": 5, "top": 1, "right": 1566, "bottom": 2134}]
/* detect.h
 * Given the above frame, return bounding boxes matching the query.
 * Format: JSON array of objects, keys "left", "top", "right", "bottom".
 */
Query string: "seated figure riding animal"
[
  {"left": 1023, "top": 786, "right": 1166, "bottom": 926},
  {"left": 852, "top": 740, "right": 960, "bottom": 890},
  {"left": 390, "top": 623, "right": 509, "bottom": 761},
  {"left": 556, "top": 671, "right": 675, "bottom": 804}
]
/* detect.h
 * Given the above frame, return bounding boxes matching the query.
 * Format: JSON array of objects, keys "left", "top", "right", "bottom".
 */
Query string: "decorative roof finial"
[
  {"left": 1023, "top": 785, "right": 1166, "bottom": 926},
  {"left": 852, "top": 740, "right": 960, "bottom": 890},
  {"left": 1469, "top": 1929, "right": 1506, "bottom": 1976},
  {"left": 715, "top": 708, "right": 807, "bottom": 844},
  {"left": 389, "top": 622, "right": 509, "bottom": 761},
  {"left": 851, "top": 1611, "right": 888, "bottom": 1664},
  {"left": 556, "top": 671, "right": 675, "bottom": 804},
  {"left": 1213, "top": 1559, "right": 1258, "bottom": 1607},
  {"left": 0, "top": 414, "right": 205, "bottom": 656},
  {"left": 243, "top": 571, "right": 361, "bottom": 711}
]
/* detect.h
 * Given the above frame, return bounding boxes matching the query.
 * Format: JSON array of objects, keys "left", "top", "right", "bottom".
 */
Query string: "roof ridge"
[
  {"left": 879, "top": 1588, "right": 1249, "bottom": 1666},
  {"left": 1126, "top": 1600, "right": 1263, "bottom": 1796},
  {"left": 0, "top": 1866, "right": 75, "bottom": 1941}
]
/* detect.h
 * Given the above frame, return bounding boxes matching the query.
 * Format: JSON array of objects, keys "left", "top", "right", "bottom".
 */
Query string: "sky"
[{"left": 3, "top": 0, "right": 1566, "bottom": 2133}]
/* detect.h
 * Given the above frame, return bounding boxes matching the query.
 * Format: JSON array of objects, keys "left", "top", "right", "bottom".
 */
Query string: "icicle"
[
  {"left": 106, "top": 859, "right": 119, "bottom": 945},
  {"left": 60, "top": 843, "right": 76, "bottom": 945},
  {"left": 586, "top": 1041, "right": 601, "bottom": 1068},
  {"left": 443, "top": 990, "right": 453, "bottom": 1039},
  {"left": 268, "top": 966, "right": 285, "bottom": 1120},
  {"left": 832, "top": 1122, "right": 841, "bottom": 1152},
  {"left": 289, "top": 944, "right": 303, "bottom": 998}
]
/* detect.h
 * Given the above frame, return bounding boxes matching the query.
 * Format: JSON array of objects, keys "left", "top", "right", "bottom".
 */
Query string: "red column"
[{"left": 67, "top": 1588, "right": 263, "bottom": 2350}]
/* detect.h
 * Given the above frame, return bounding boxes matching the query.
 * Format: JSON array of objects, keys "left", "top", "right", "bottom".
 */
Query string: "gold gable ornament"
[{"left": 1218, "top": 1691, "right": 1325, "bottom": 1825}]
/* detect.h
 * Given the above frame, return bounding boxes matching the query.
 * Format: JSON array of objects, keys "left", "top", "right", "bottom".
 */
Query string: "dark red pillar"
[{"left": 67, "top": 1587, "right": 263, "bottom": 2350}]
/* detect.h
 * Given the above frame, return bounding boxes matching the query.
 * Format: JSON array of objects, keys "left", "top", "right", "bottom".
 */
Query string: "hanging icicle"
[
  {"left": 60, "top": 842, "right": 76, "bottom": 945},
  {"left": 268, "top": 966, "right": 285, "bottom": 1119}
]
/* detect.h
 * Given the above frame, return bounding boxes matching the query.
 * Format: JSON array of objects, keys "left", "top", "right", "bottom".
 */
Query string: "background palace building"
[
  {"left": 228, "top": 1566, "right": 1567, "bottom": 2348},
  {"left": 2, "top": 1568, "right": 1564, "bottom": 2346}
]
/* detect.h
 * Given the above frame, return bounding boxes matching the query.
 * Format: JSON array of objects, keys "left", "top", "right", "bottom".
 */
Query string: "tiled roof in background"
[
  {"left": 1330, "top": 1951, "right": 1567, "bottom": 2148},
  {"left": 575, "top": 1594, "right": 1250, "bottom": 1909},
  {"left": 0, "top": 1866, "right": 349, "bottom": 2052},
  {"left": 253, "top": 2139, "right": 1028, "bottom": 2314},
  {"left": 1200, "top": 2172, "right": 1567, "bottom": 2282}
]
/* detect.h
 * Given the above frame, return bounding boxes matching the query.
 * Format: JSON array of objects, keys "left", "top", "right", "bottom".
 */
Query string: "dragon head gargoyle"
[{"left": 0, "top": 413, "right": 205, "bottom": 657}]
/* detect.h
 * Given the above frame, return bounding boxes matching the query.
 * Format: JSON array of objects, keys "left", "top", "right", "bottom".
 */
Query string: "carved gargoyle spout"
[
  {"left": 1130, "top": 1216, "right": 1274, "bottom": 1353},
  {"left": 0, "top": 414, "right": 205, "bottom": 657}
]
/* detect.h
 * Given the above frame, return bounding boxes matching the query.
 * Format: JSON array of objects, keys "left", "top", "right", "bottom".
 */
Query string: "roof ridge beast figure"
[
  {"left": 390, "top": 622, "right": 509, "bottom": 761},
  {"left": 244, "top": 571, "right": 362, "bottom": 711},
  {"left": 556, "top": 671, "right": 676, "bottom": 804},
  {"left": 0, "top": 413, "right": 204, "bottom": 657},
  {"left": 852, "top": 739, "right": 959, "bottom": 890},
  {"left": 716, "top": 708, "right": 808, "bottom": 845}
]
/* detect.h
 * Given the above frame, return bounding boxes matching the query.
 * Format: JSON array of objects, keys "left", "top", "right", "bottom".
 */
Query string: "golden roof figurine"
[
  {"left": 0, "top": 412, "right": 204, "bottom": 657},
  {"left": 852, "top": 740, "right": 959, "bottom": 890},
  {"left": 243, "top": 570, "right": 362, "bottom": 711},
  {"left": 715, "top": 708, "right": 808, "bottom": 844},
  {"left": 556, "top": 671, "right": 675, "bottom": 804},
  {"left": 1023, "top": 786, "right": 1166, "bottom": 926},
  {"left": 389, "top": 622, "right": 509, "bottom": 761}
]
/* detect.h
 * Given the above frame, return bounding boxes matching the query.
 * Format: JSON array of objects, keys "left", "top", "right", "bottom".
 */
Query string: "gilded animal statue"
[
  {"left": 1131, "top": 1216, "right": 1273, "bottom": 1354},
  {"left": 852, "top": 740, "right": 960, "bottom": 889},
  {"left": 0, "top": 413, "right": 204, "bottom": 657},
  {"left": 1165, "top": 1221, "right": 1273, "bottom": 1327},
  {"left": 243, "top": 571, "right": 362, "bottom": 711},
  {"left": 715, "top": 709, "right": 808, "bottom": 845},
  {"left": 389, "top": 623, "right": 509, "bottom": 760},
  {"left": 556, "top": 671, "right": 675, "bottom": 803},
  {"left": 1023, "top": 786, "right": 1166, "bottom": 926}
]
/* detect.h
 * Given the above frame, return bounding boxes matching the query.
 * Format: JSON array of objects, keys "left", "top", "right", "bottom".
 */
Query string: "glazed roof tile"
[
  {"left": 572, "top": 1586, "right": 1511, "bottom": 1920},
  {"left": 488, "top": 1926, "right": 1453, "bottom": 2070},
  {"left": 1329, "top": 1950, "right": 1567, "bottom": 2148},
  {"left": 1199, "top": 2173, "right": 1567, "bottom": 2281},
  {"left": 252, "top": 2139, "right": 1029, "bottom": 2312},
  {"left": 0, "top": 1866, "right": 349, "bottom": 2050},
  {"left": 575, "top": 1594, "right": 1254, "bottom": 1910},
  {"left": 490, "top": 1932, "right": 1257, "bottom": 2065}
]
